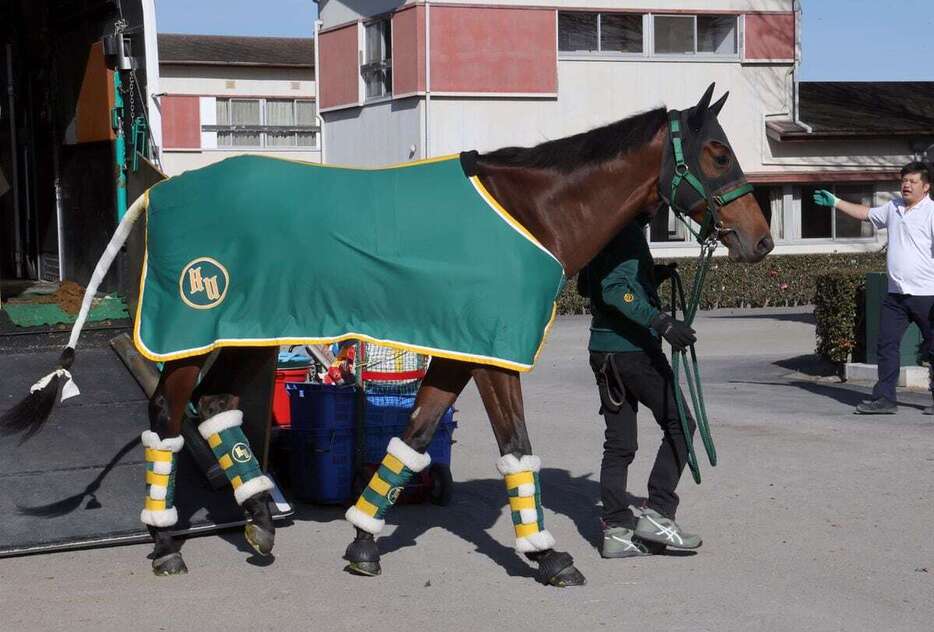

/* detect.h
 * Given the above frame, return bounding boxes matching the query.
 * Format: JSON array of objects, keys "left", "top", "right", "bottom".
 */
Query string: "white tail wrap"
[{"left": 66, "top": 194, "right": 147, "bottom": 351}]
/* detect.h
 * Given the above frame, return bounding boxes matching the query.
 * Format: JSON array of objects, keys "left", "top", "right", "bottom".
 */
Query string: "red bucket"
[{"left": 272, "top": 368, "right": 310, "bottom": 427}]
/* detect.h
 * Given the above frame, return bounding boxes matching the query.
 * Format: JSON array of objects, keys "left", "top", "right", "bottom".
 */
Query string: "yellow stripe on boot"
[
  {"left": 505, "top": 470, "right": 535, "bottom": 490},
  {"left": 369, "top": 475, "right": 391, "bottom": 497},
  {"left": 515, "top": 522, "right": 541, "bottom": 538},
  {"left": 509, "top": 495, "right": 537, "bottom": 512},
  {"left": 145, "top": 448, "right": 173, "bottom": 463},
  {"left": 146, "top": 471, "right": 170, "bottom": 487},
  {"left": 145, "top": 497, "right": 167, "bottom": 512},
  {"left": 355, "top": 496, "right": 379, "bottom": 518}
]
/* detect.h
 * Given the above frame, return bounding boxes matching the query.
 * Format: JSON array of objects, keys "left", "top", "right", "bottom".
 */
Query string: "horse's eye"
[{"left": 715, "top": 154, "right": 730, "bottom": 167}]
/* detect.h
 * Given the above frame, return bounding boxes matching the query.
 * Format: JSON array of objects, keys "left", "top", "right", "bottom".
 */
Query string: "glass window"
[
  {"left": 753, "top": 185, "right": 785, "bottom": 241},
  {"left": 601, "top": 14, "right": 643, "bottom": 53},
  {"left": 558, "top": 12, "right": 598, "bottom": 52},
  {"left": 649, "top": 206, "right": 693, "bottom": 243},
  {"left": 363, "top": 19, "right": 392, "bottom": 99},
  {"left": 697, "top": 15, "right": 737, "bottom": 55},
  {"left": 654, "top": 15, "right": 695, "bottom": 54},
  {"left": 800, "top": 184, "right": 874, "bottom": 239},
  {"left": 211, "top": 98, "right": 318, "bottom": 149}
]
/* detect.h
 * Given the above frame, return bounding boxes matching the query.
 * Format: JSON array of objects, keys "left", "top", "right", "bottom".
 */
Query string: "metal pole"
[
  {"left": 113, "top": 69, "right": 127, "bottom": 220},
  {"left": 6, "top": 43, "right": 22, "bottom": 278}
]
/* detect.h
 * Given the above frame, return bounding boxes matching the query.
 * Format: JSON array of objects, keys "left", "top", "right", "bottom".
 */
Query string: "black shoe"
[{"left": 855, "top": 398, "right": 897, "bottom": 414}]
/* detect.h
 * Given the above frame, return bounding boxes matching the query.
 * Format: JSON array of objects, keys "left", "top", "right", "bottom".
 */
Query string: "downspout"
[
  {"left": 424, "top": 0, "right": 431, "bottom": 159},
  {"left": 791, "top": 0, "right": 812, "bottom": 134},
  {"left": 314, "top": 16, "right": 325, "bottom": 163}
]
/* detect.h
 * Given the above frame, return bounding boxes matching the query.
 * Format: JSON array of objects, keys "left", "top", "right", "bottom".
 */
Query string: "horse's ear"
[
  {"left": 689, "top": 83, "right": 716, "bottom": 130},
  {"left": 709, "top": 91, "right": 729, "bottom": 117}
]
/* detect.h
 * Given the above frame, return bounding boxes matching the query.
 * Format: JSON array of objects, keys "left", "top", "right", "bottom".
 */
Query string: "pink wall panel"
[
  {"left": 430, "top": 6, "right": 557, "bottom": 94},
  {"left": 392, "top": 6, "right": 426, "bottom": 95},
  {"left": 319, "top": 23, "right": 360, "bottom": 110},
  {"left": 161, "top": 95, "right": 200, "bottom": 149},
  {"left": 745, "top": 13, "right": 795, "bottom": 60}
]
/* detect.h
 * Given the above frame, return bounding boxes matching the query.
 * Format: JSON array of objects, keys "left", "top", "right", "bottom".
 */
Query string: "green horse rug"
[{"left": 133, "top": 154, "right": 565, "bottom": 372}]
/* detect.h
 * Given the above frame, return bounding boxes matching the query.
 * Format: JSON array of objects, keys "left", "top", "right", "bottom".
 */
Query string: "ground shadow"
[
  {"left": 732, "top": 378, "right": 930, "bottom": 412},
  {"left": 708, "top": 312, "right": 815, "bottom": 324},
  {"left": 773, "top": 354, "right": 841, "bottom": 378}
]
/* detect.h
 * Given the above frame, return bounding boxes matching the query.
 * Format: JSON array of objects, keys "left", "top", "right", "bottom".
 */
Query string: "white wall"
[
  {"left": 323, "top": 97, "right": 423, "bottom": 166},
  {"left": 159, "top": 63, "right": 320, "bottom": 176},
  {"left": 160, "top": 65, "right": 315, "bottom": 97}
]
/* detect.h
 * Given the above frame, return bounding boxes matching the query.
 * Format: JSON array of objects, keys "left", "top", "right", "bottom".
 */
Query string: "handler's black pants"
[
  {"left": 872, "top": 293, "right": 934, "bottom": 403},
  {"left": 589, "top": 350, "right": 696, "bottom": 529}
]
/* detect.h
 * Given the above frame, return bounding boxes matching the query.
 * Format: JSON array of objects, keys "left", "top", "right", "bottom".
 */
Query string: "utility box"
[{"left": 865, "top": 272, "right": 922, "bottom": 365}]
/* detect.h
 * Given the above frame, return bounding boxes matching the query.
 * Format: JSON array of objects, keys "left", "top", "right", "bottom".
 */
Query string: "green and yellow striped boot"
[
  {"left": 198, "top": 409, "right": 274, "bottom": 505},
  {"left": 140, "top": 431, "right": 184, "bottom": 528},
  {"left": 346, "top": 437, "right": 431, "bottom": 535},
  {"left": 497, "top": 454, "right": 556, "bottom": 553}
]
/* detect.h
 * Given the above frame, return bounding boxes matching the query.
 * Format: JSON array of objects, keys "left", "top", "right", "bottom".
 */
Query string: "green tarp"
[{"left": 134, "top": 155, "right": 565, "bottom": 372}]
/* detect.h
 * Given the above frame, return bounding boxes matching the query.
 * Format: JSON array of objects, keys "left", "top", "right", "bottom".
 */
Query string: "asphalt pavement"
[{"left": 0, "top": 308, "right": 931, "bottom": 632}]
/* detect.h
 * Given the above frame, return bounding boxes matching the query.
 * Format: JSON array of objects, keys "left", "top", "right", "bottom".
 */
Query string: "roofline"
[
  {"left": 768, "top": 127, "right": 934, "bottom": 142},
  {"left": 159, "top": 60, "right": 314, "bottom": 69}
]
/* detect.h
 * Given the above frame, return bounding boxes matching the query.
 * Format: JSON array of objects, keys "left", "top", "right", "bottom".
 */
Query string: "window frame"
[
  {"left": 206, "top": 97, "right": 319, "bottom": 150},
  {"left": 798, "top": 183, "right": 877, "bottom": 242},
  {"left": 361, "top": 16, "right": 393, "bottom": 102},
  {"left": 557, "top": 11, "right": 742, "bottom": 61}
]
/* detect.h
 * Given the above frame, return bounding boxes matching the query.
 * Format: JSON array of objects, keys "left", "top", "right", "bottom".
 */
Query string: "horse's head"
[{"left": 660, "top": 83, "right": 773, "bottom": 263}]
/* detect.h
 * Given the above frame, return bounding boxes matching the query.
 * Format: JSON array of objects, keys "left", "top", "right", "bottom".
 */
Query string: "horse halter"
[{"left": 659, "top": 109, "right": 754, "bottom": 245}]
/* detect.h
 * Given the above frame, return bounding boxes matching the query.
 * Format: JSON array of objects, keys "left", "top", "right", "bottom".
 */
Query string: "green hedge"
[
  {"left": 813, "top": 271, "right": 868, "bottom": 365},
  {"left": 556, "top": 251, "right": 886, "bottom": 315}
]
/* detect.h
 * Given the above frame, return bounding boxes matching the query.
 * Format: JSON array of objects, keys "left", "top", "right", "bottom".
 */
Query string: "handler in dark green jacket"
[{"left": 582, "top": 219, "right": 702, "bottom": 558}]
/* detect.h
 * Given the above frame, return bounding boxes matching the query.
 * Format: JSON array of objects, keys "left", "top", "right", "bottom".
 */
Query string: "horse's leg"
[
  {"left": 344, "top": 357, "right": 472, "bottom": 577},
  {"left": 145, "top": 356, "right": 206, "bottom": 576},
  {"left": 191, "top": 347, "right": 278, "bottom": 556},
  {"left": 472, "top": 366, "right": 586, "bottom": 587}
]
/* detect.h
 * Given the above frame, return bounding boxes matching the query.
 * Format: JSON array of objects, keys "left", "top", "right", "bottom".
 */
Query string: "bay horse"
[{"left": 0, "top": 84, "right": 772, "bottom": 585}]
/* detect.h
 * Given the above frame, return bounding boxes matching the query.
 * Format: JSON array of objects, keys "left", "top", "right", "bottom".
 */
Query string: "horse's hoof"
[
  {"left": 245, "top": 522, "right": 275, "bottom": 557},
  {"left": 344, "top": 536, "right": 380, "bottom": 576},
  {"left": 152, "top": 552, "right": 188, "bottom": 576},
  {"left": 535, "top": 550, "right": 586, "bottom": 588},
  {"left": 344, "top": 561, "right": 381, "bottom": 577}
]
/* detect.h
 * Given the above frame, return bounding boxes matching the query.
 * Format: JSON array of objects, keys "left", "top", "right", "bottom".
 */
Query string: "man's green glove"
[{"left": 812, "top": 189, "right": 837, "bottom": 208}]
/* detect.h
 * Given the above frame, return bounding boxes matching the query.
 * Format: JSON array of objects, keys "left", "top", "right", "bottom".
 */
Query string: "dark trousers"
[
  {"left": 589, "top": 349, "right": 696, "bottom": 529},
  {"left": 872, "top": 293, "right": 934, "bottom": 403}
]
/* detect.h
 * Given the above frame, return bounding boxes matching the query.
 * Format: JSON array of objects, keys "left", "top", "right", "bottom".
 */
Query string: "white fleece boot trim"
[
  {"left": 387, "top": 437, "right": 431, "bottom": 472},
  {"left": 496, "top": 453, "right": 542, "bottom": 476},
  {"left": 346, "top": 505, "right": 385, "bottom": 535},
  {"left": 141, "top": 431, "right": 184, "bottom": 453},
  {"left": 140, "top": 506, "right": 178, "bottom": 528},
  {"left": 198, "top": 410, "right": 244, "bottom": 439},
  {"left": 516, "top": 530, "right": 556, "bottom": 553},
  {"left": 149, "top": 485, "right": 168, "bottom": 501},
  {"left": 233, "top": 475, "right": 274, "bottom": 505}
]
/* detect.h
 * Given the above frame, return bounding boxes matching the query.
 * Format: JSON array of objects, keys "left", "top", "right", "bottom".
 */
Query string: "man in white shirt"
[{"left": 813, "top": 162, "right": 934, "bottom": 414}]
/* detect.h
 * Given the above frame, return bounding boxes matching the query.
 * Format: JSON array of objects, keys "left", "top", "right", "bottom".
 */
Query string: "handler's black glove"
[
  {"left": 653, "top": 263, "right": 677, "bottom": 285},
  {"left": 650, "top": 312, "right": 696, "bottom": 351}
]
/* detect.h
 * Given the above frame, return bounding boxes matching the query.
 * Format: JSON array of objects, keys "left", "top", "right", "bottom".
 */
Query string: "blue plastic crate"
[
  {"left": 363, "top": 393, "right": 456, "bottom": 466},
  {"left": 286, "top": 382, "right": 357, "bottom": 431},
  {"left": 288, "top": 427, "right": 354, "bottom": 503}
]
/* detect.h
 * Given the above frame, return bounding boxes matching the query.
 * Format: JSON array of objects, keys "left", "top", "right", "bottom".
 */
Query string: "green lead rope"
[{"left": 668, "top": 241, "right": 718, "bottom": 484}]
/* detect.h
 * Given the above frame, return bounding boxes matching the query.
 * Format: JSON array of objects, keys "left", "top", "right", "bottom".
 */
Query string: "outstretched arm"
[{"left": 813, "top": 189, "right": 870, "bottom": 221}]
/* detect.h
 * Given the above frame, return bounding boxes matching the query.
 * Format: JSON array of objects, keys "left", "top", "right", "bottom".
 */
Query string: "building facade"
[
  {"left": 158, "top": 34, "right": 320, "bottom": 177},
  {"left": 315, "top": 1, "right": 934, "bottom": 257}
]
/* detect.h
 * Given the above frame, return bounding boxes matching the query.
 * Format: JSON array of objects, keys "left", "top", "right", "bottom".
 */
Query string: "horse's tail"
[{"left": 0, "top": 194, "right": 148, "bottom": 441}]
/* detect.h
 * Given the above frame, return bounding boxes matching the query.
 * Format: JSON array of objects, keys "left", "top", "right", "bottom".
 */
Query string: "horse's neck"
[{"left": 477, "top": 130, "right": 665, "bottom": 276}]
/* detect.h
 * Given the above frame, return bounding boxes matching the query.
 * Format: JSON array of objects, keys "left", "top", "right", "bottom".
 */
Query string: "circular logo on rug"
[
  {"left": 179, "top": 257, "right": 229, "bottom": 310},
  {"left": 231, "top": 443, "right": 253, "bottom": 463},
  {"left": 387, "top": 486, "right": 404, "bottom": 504}
]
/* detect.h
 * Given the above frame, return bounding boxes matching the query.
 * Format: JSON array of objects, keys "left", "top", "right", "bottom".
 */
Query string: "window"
[
  {"left": 213, "top": 98, "right": 318, "bottom": 149},
  {"left": 653, "top": 14, "right": 738, "bottom": 56},
  {"left": 753, "top": 185, "right": 785, "bottom": 241},
  {"left": 558, "top": 12, "right": 643, "bottom": 54},
  {"left": 362, "top": 18, "right": 392, "bottom": 99},
  {"left": 800, "top": 184, "right": 875, "bottom": 239},
  {"left": 649, "top": 206, "right": 697, "bottom": 243}
]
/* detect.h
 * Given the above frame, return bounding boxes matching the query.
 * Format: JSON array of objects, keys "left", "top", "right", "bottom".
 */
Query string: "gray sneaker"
[
  {"left": 855, "top": 398, "right": 897, "bottom": 414},
  {"left": 634, "top": 509, "right": 702, "bottom": 550},
  {"left": 601, "top": 526, "right": 651, "bottom": 559}
]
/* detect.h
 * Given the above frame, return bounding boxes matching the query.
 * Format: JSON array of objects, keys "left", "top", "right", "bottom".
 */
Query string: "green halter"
[{"left": 664, "top": 110, "right": 754, "bottom": 243}]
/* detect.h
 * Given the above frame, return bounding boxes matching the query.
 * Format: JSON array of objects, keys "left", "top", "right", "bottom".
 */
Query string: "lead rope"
[{"left": 667, "top": 235, "right": 718, "bottom": 484}]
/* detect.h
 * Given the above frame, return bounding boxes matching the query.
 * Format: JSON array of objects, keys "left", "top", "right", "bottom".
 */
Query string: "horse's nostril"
[{"left": 756, "top": 235, "right": 774, "bottom": 255}]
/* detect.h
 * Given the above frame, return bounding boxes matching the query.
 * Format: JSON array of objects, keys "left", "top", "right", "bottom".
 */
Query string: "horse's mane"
[{"left": 479, "top": 107, "right": 668, "bottom": 173}]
